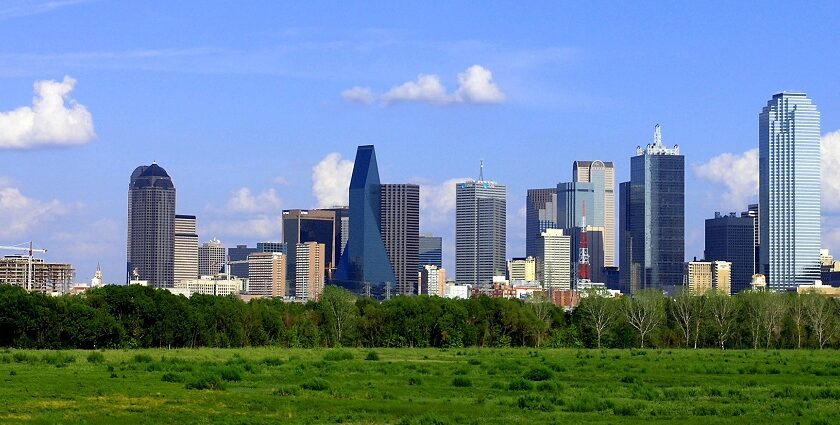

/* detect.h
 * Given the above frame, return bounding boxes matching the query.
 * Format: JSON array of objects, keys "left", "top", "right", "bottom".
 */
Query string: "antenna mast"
[
  {"left": 654, "top": 123, "right": 662, "bottom": 146},
  {"left": 577, "top": 202, "right": 591, "bottom": 288},
  {"left": 479, "top": 159, "right": 484, "bottom": 181}
]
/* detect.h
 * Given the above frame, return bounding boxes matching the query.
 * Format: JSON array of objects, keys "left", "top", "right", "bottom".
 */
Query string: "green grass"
[{"left": 0, "top": 348, "right": 839, "bottom": 424}]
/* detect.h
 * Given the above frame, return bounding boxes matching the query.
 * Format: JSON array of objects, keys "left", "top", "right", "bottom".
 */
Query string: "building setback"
[
  {"left": 420, "top": 265, "right": 446, "bottom": 297},
  {"left": 705, "top": 212, "right": 755, "bottom": 294},
  {"left": 127, "top": 163, "right": 176, "bottom": 288},
  {"left": 456, "top": 178, "right": 507, "bottom": 285},
  {"left": 174, "top": 215, "right": 198, "bottom": 284},
  {"left": 685, "top": 260, "right": 731, "bottom": 295},
  {"left": 380, "top": 184, "right": 420, "bottom": 296}
]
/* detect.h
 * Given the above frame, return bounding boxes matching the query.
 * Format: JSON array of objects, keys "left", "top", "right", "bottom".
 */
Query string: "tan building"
[
  {"left": 248, "top": 252, "right": 286, "bottom": 298},
  {"left": 420, "top": 265, "right": 446, "bottom": 297},
  {"left": 170, "top": 274, "right": 242, "bottom": 297},
  {"left": 198, "top": 239, "right": 225, "bottom": 277},
  {"left": 295, "top": 242, "right": 325, "bottom": 301},
  {"left": 685, "top": 260, "right": 731, "bottom": 295},
  {"left": 174, "top": 215, "right": 198, "bottom": 283},
  {"left": 573, "top": 160, "right": 616, "bottom": 268},
  {"left": 0, "top": 256, "right": 74, "bottom": 294},
  {"left": 538, "top": 229, "right": 571, "bottom": 290},
  {"left": 507, "top": 257, "right": 537, "bottom": 281}
]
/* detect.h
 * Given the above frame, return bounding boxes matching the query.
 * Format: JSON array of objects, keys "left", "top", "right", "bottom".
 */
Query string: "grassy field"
[{"left": 1, "top": 348, "right": 839, "bottom": 424}]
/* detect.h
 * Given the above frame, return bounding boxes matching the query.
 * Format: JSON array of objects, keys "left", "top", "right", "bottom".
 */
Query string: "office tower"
[
  {"left": 573, "top": 160, "right": 616, "bottom": 268},
  {"left": 257, "top": 242, "right": 286, "bottom": 254},
  {"left": 173, "top": 215, "right": 198, "bottom": 284},
  {"left": 556, "top": 182, "right": 595, "bottom": 229},
  {"left": 537, "top": 228, "right": 571, "bottom": 290},
  {"left": 620, "top": 124, "right": 685, "bottom": 294},
  {"left": 127, "top": 163, "right": 176, "bottom": 288},
  {"left": 743, "top": 204, "right": 760, "bottom": 274},
  {"left": 759, "top": 92, "right": 821, "bottom": 290},
  {"left": 455, "top": 169, "right": 507, "bottom": 285},
  {"left": 319, "top": 206, "right": 350, "bottom": 260},
  {"left": 198, "top": 239, "right": 225, "bottom": 277},
  {"left": 0, "top": 256, "right": 74, "bottom": 294},
  {"left": 380, "top": 184, "right": 420, "bottom": 296},
  {"left": 507, "top": 257, "right": 537, "bottom": 281},
  {"left": 525, "top": 189, "right": 558, "bottom": 258},
  {"left": 420, "top": 265, "right": 446, "bottom": 297},
  {"left": 228, "top": 244, "right": 257, "bottom": 279},
  {"left": 247, "top": 252, "right": 286, "bottom": 297},
  {"left": 618, "top": 181, "right": 636, "bottom": 294},
  {"left": 570, "top": 226, "right": 606, "bottom": 285},
  {"left": 419, "top": 235, "right": 443, "bottom": 269},
  {"left": 295, "top": 241, "right": 325, "bottom": 301},
  {"left": 283, "top": 209, "right": 336, "bottom": 295},
  {"left": 705, "top": 212, "right": 755, "bottom": 294},
  {"left": 334, "top": 145, "right": 397, "bottom": 299},
  {"left": 685, "top": 260, "right": 731, "bottom": 295}
]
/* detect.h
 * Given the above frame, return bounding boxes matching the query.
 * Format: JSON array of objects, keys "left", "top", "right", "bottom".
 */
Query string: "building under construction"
[{"left": 0, "top": 255, "right": 75, "bottom": 294}]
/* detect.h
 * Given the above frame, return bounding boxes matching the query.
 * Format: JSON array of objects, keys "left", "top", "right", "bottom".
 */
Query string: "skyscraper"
[
  {"left": 455, "top": 173, "right": 506, "bottom": 285},
  {"left": 198, "top": 239, "right": 225, "bottom": 277},
  {"left": 333, "top": 145, "right": 397, "bottom": 299},
  {"left": 705, "top": 212, "right": 755, "bottom": 294},
  {"left": 380, "top": 184, "right": 420, "bottom": 296},
  {"left": 283, "top": 209, "right": 336, "bottom": 294},
  {"left": 127, "top": 163, "right": 175, "bottom": 288},
  {"left": 418, "top": 235, "right": 443, "bottom": 269},
  {"left": 247, "top": 252, "right": 286, "bottom": 297},
  {"left": 620, "top": 124, "right": 685, "bottom": 294},
  {"left": 759, "top": 92, "right": 821, "bottom": 290},
  {"left": 618, "top": 181, "right": 637, "bottom": 294},
  {"left": 537, "top": 228, "right": 571, "bottom": 290},
  {"left": 295, "top": 241, "right": 325, "bottom": 301},
  {"left": 556, "top": 182, "right": 595, "bottom": 229},
  {"left": 319, "top": 206, "right": 350, "bottom": 261},
  {"left": 573, "top": 160, "right": 616, "bottom": 268},
  {"left": 173, "top": 215, "right": 198, "bottom": 284},
  {"left": 744, "top": 204, "right": 759, "bottom": 274},
  {"left": 228, "top": 244, "right": 257, "bottom": 279},
  {"left": 525, "top": 188, "right": 557, "bottom": 259}
]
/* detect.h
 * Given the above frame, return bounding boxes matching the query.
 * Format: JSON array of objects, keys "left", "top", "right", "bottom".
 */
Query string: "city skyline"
[{"left": 2, "top": 2, "right": 840, "bottom": 282}]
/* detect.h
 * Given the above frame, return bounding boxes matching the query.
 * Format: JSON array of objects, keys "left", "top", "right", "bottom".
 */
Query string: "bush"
[
  {"left": 86, "top": 352, "right": 105, "bottom": 364},
  {"left": 517, "top": 394, "right": 555, "bottom": 412},
  {"left": 508, "top": 379, "right": 534, "bottom": 391},
  {"left": 42, "top": 352, "right": 75, "bottom": 366},
  {"left": 536, "top": 381, "right": 555, "bottom": 391},
  {"left": 620, "top": 375, "right": 638, "bottom": 384},
  {"left": 365, "top": 351, "right": 380, "bottom": 361},
  {"left": 186, "top": 374, "right": 226, "bottom": 391},
  {"left": 613, "top": 402, "right": 641, "bottom": 416},
  {"left": 523, "top": 367, "right": 553, "bottom": 382},
  {"left": 261, "top": 357, "right": 284, "bottom": 366},
  {"left": 217, "top": 367, "right": 242, "bottom": 382},
  {"left": 273, "top": 386, "right": 300, "bottom": 396},
  {"left": 565, "top": 395, "right": 614, "bottom": 413},
  {"left": 132, "top": 354, "right": 153, "bottom": 363},
  {"left": 323, "top": 350, "right": 354, "bottom": 362},
  {"left": 408, "top": 377, "right": 422, "bottom": 386},
  {"left": 467, "top": 358, "right": 481, "bottom": 365},
  {"left": 452, "top": 377, "right": 472, "bottom": 387},
  {"left": 161, "top": 372, "right": 183, "bottom": 383},
  {"left": 301, "top": 378, "right": 330, "bottom": 391},
  {"left": 12, "top": 352, "right": 30, "bottom": 363}
]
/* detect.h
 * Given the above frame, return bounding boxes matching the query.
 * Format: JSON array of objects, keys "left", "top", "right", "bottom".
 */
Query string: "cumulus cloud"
[
  {"left": 417, "top": 177, "right": 471, "bottom": 227},
  {"left": 821, "top": 130, "right": 840, "bottom": 211},
  {"left": 201, "top": 216, "right": 280, "bottom": 240},
  {"left": 343, "top": 65, "right": 506, "bottom": 106},
  {"left": 341, "top": 86, "right": 375, "bottom": 104},
  {"left": 312, "top": 152, "right": 353, "bottom": 208},
  {"left": 0, "top": 180, "right": 71, "bottom": 238},
  {"left": 0, "top": 76, "right": 95, "bottom": 149},
  {"left": 225, "top": 187, "right": 282, "bottom": 214},
  {"left": 694, "top": 148, "right": 759, "bottom": 209}
]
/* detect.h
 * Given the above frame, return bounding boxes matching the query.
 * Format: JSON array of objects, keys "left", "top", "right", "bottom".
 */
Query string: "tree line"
[{"left": 0, "top": 284, "right": 838, "bottom": 349}]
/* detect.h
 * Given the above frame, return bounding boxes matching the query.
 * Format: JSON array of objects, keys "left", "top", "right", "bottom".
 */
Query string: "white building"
[
  {"left": 169, "top": 274, "right": 242, "bottom": 297},
  {"left": 198, "top": 238, "right": 225, "bottom": 277},
  {"left": 538, "top": 228, "right": 571, "bottom": 290}
]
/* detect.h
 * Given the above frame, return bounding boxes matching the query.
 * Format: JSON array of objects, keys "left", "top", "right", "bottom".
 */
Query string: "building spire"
[
  {"left": 654, "top": 124, "right": 662, "bottom": 147},
  {"left": 479, "top": 159, "right": 484, "bottom": 181}
]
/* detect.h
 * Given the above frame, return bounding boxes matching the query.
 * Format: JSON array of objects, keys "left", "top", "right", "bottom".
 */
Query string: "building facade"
[
  {"left": 198, "top": 239, "right": 225, "bottom": 277},
  {"left": 0, "top": 256, "right": 74, "bottom": 294},
  {"left": 537, "top": 228, "right": 571, "bottom": 290},
  {"left": 705, "top": 212, "right": 755, "bottom": 294},
  {"left": 507, "top": 257, "right": 537, "bottom": 281},
  {"left": 228, "top": 244, "right": 257, "bottom": 279},
  {"left": 248, "top": 252, "right": 286, "bottom": 297},
  {"left": 380, "top": 184, "right": 420, "bottom": 296},
  {"left": 295, "top": 242, "right": 325, "bottom": 301},
  {"left": 419, "top": 235, "right": 443, "bottom": 269},
  {"left": 420, "top": 265, "right": 446, "bottom": 297},
  {"left": 283, "top": 209, "right": 336, "bottom": 295},
  {"left": 127, "top": 163, "right": 176, "bottom": 288},
  {"left": 759, "top": 92, "right": 821, "bottom": 290},
  {"left": 525, "top": 188, "right": 558, "bottom": 259},
  {"left": 455, "top": 179, "right": 507, "bottom": 285},
  {"left": 257, "top": 242, "right": 286, "bottom": 254},
  {"left": 685, "top": 260, "right": 731, "bottom": 295},
  {"left": 573, "top": 160, "right": 616, "bottom": 268},
  {"left": 174, "top": 215, "right": 198, "bottom": 284}
]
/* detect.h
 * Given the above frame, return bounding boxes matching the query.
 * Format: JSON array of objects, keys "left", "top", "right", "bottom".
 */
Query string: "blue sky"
[{"left": 1, "top": 1, "right": 840, "bottom": 282}]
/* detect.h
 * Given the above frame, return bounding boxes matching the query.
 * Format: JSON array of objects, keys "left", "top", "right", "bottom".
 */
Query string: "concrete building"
[
  {"left": 420, "top": 265, "right": 446, "bottom": 297},
  {"left": 455, "top": 176, "right": 507, "bottom": 285},
  {"left": 198, "top": 239, "right": 225, "bottom": 277},
  {"left": 525, "top": 188, "right": 558, "bottom": 259},
  {"left": 248, "top": 252, "right": 286, "bottom": 298},
  {"left": 283, "top": 209, "right": 336, "bottom": 295},
  {"left": 0, "top": 256, "right": 74, "bottom": 294},
  {"left": 228, "top": 244, "right": 257, "bottom": 279},
  {"left": 127, "top": 163, "right": 176, "bottom": 288},
  {"left": 174, "top": 214, "right": 198, "bottom": 283},
  {"left": 507, "top": 257, "right": 537, "bottom": 282},
  {"left": 685, "top": 260, "right": 731, "bottom": 295},
  {"left": 419, "top": 235, "right": 443, "bottom": 269},
  {"left": 705, "top": 212, "right": 755, "bottom": 294},
  {"left": 169, "top": 274, "right": 242, "bottom": 297},
  {"left": 537, "top": 228, "right": 571, "bottom": 290},
  {"left": 759, "top": 92, "right": 821, "bottom": 290},
  {"left": 295, "top": 242, "right": 325, "bottom": 301},
  {"left": 380, "top": 184, "right": 420, "bottom": 296},
  {"left": 573, "top": 160, "right": 616, "bottom": 268}
]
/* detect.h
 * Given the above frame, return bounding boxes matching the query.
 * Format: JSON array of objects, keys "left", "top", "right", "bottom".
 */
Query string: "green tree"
[
  {"left": 319, "top": 285, "right": 357, "bottom": 347},
  {"left": 577, "top": 288, "right": 615, "bottom": 348},
  {"left": 622, "top": 289, "right": 664, "bottom": 348}
]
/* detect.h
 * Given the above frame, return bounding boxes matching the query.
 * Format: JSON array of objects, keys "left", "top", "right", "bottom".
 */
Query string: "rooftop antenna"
[
  {"left": 654, "top": 124, "right": 662, "bottom": 146},
  {"left": 479, "top": 159, "right": 484, "bottom": 181}
]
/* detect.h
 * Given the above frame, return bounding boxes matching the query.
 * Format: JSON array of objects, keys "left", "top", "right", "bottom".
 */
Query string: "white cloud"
[
  {"left": 341, "top": 86, "right": 375, "bottom": 104},
  {"left": 225, "top": 187, "right": 282, "bottom": 214},
  {"left": 453, "top": 65, "right": 506, "bottom": 104},
  {"left": 272, "top": 176, "right": 289, "bottom": 185},
  {"left": 0, "top": 76, "right": 95, "bottom": 149},
  {"left": 381, "top": 74, "right": 450, "bottom": 105},
  {"left": 694, "top": 148, "right": 758, "bottom": 209},
  {"left": 821, "top": 130, "right": 840, "bottom": 211},
  {"left": 417, "top": 177, "right": 471, "bottom": 228},
  {"left": 201, "top": 216, "right": 280, "bottom": 240},
  {"left": 0, "top": 180, "right": 70, "bottom": 239},
  {"left": 312, "top": 152, "right": 353, "bottom": 208}
]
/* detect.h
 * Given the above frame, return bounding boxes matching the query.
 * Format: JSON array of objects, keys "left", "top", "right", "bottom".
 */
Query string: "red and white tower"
[{"left": 577, "top": 202, "right": 591, "bottom": 287}]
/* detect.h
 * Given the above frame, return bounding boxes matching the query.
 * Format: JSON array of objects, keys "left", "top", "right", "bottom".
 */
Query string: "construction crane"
[{"left": 0, "top": 242, "right": 48, "bottom": 291}]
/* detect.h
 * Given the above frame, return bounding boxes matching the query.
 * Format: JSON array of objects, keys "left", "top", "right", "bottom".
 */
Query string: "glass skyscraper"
[
  {"left": 418, "top": 235, "right": 443, "bottom": 270},
  {"left": 283, "top": 209, "right": 336, "bottom": 296},
  {"left": 455, "top": 178, "right": 506, "bottom": 285},
  {"left": 525, "top": 188, "right": 557, "bottom": 259},
  {"left": 620, "top": 125, "right": 684, "bottom": 294},
  {"left": 759, "top": 92, "right": 821, "bottom": 290},
  {"left": 573, "top": 160, "right": 616, "bottom": 268},
  {"left": 705, "top": 212, "right": 755, "bottom": 294},
  {"left": 127, "top": 163, "right": 176, "bottom": 288}
]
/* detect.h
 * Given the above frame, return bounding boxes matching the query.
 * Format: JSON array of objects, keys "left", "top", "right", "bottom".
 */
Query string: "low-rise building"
[{"left": 168, "top": 274, "right": 243, "bottom": 297}]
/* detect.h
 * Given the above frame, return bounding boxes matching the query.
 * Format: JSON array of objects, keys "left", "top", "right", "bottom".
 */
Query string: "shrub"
[
  {"left": 613, "top": 402, "right": 641, "bottom": 416},
  {"left": 9, "top": 370, "right": 16, "bottom": 376},
  {"left": 467, "top": 358, "right": 481, "bottom": 365},
  {"left": 42, "top": 352, "right": 75, "bottom": 366},
  {"left": 365, "top": 351, "right": 380, "bottom": 361},
  {"left": 301, "top": 378, "right": 330, "bottom": 391},
  {"left": 452, "top": 377, "right": 472, "bottom": 387},
  {"left": 324, "top": 350, "right": 354, "bottom": 361},
  {"left": 620, "top": 375, "right": 638, "bottom": 384},
  {"left": 508, "top": 379, "right": 534, "bottom": 391},
  {"left": 536, "top": 381, "right": 555, "bottom": 391},
  {"left": 273, "top": 386, "right": 300, "bottom": 396},
  {"left": 218, "top": 367, "right": 242, "bottom": 382},
  {"left": 12, "top": 352, "right": 29, "bottom": 363},
  {"left": 453, "top": 368, "right": 469, "bottom": 376},
  {"left": 260, "top": 357, "right": 284, "bottom": 366},
  {"left": 408, "top": 377, "right": 422, "bottom": 386},
  {"left": 523, "top": 367, "right": 553, "bottom": 382},
  {"left": 132, "top": 354, "right": 153, "bottom": 363},
  {"left": 86, "top": 352, "right": 105, "bottom": 364},
  {"left": 565, "top": 395, "right": 614, "bottom": 413},
  {"left": 186, "top": 374, "right": 226, "bottom": 391},
  {"left": 161, "top": 372, "right": 183, "bottom": 383},
  {"left": 517, "top": 394, "right": 555, "bottom": 412}
]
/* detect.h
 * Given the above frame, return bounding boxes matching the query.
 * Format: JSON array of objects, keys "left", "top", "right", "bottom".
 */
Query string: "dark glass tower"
[
  {"left": 283, "top": 209, "right": 336, "bottom": 296},
  {"left": 419, "top": 235, "right": 443, "bottom": 270},
  {"left": 705, "top": 212, "right": 755, "bottom": 294},
  {"left": 228, "top": 244, "right": 257, "bottom": 279},
  {"left": 333, "top": 145, "right": 397, "bottom": 299},
  {"left": 620, "top": 125, "right": 684, "bottom": 294},
  {"left": 525, "top": 188, "right": 557, "bottom": 259},
  {"left": 127, "top": 163, "right": 176, "bottom": 288}
]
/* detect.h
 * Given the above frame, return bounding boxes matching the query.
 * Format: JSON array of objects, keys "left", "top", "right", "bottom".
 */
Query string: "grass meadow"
[{"left": 1, "top": 348, "right": 839, "bottom": 424}]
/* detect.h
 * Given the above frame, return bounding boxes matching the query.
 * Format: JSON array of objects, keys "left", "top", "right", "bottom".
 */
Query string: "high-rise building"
[
  {"left": 525, "top": 188, "right": 557, "bottom": 259},
  {"left": 620, "top": 124, "right": 685, "bottom": 294},
  {"left": 319, "top": 206, "right": 350, "bottom": 261},
  {"left": 570, "top": 226, "right": 606, "bottom": 285},
  {"left": 685, "top": 260, "right": 731, "bottom": 295},
  {"left": 295, "top": 241, "right": 325, "bottom": 301},
  {"left": 198, "top": 239, "right": 225, "bottom": 277},
  {"left": 507, "top": 257, "right": 537, "bottom": 281},
  {"left": 257, "top": 242, "right": 286, "bottom": 254},
  {"left": 0, "top": 256, "right": 74, "bottom": 294},
  {"left": 227, "top": 244, "right": 257, "bottom": 279},
  {"left": 744, "top": 204, "right": 760, "bottom": 274},
  {"left": 618, "top": 181, "right": 636, "bottom": 294},
  {"left": 380, "top": 184, "right": 420, "bottom": 296},
  {"left": 420, "top": 265, "right": 446, "bottom": 297},
  {"left": 419, "top": 235, "right": 443, "bottom": 269},
  {"left": 573, "top": 160, "right": 616, "bottom": 268},
  {"left": 759, "top": 92, "right": 821, "bottom": 290},
  {"left": 247, "top": 252, "right": 286, "bottom": 297},
  {"left": 333, "top": 145, "right": 397, "bottom": 299},
  {"left": 455, "top": 173, "right": 507, "bottom": 285},
  {"left": 537, "top": 229, "right": 571, "bottom": 290},
  {"left": 705, "top": 212, "right": 755, "bottom": 294},
  {"left": 174, "top": 215, "right": 198, "bottom": 284},
  {"left": 283, "top": 209, "right": 336, "bottom": 295},
  {"left": 127, "top": 163, "right": 176, "bottom": 288},
  {"left": 556, "top": 181, "right": 595, "bottom": 229}
]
